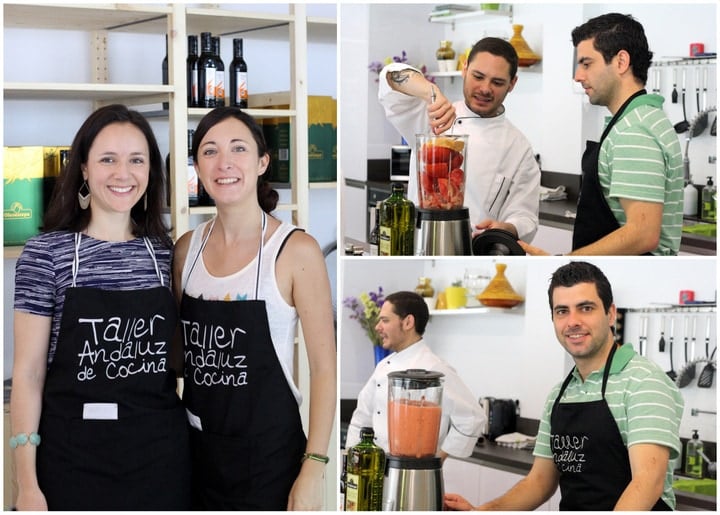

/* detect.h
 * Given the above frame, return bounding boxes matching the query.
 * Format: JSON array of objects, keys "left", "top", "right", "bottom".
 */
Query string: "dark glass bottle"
[
  {"left": 187, "top": 35, "right": 199, "bottom": 108},
  {"left": 345, "top": 427, "right": 385, "bottom": 511},
  {"left": 368, "top": 201, "right": 381, "bottom": 256},
  {"left": 340, "top": 452, "right": 347, "bottom": 511},
  {"left": 187, "top": 129, "right": 199, "bottom": 206},
  {"left": 197, "top": 32, "right": 218, "bottom": 108},
  {"left": 212, "top": 36, "right": 225, "bottom": 107},
  {"left": 161, "top": 34, "right": 169, "bottom": 110},
  {"left": 229, "top": 38, "right": 248, "bottom": 108},
  {"left": 379, "top": 182, "right": 415, "bottom": 256}
]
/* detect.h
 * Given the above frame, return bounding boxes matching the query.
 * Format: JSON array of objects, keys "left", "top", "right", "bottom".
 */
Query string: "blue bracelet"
[{"left": 9, "top": 432, "right": 41, "bottom": 449}]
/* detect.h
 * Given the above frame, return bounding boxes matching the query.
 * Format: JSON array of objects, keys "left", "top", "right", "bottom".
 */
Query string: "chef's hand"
[
  {"left": 428, "top": 88, "right": 456, "bottom": 135},
  {"left": 517, "top": 240, "right": 551, "bottom": 256},
  {"left": 287, "top": 459, "right": 324, "bottom": 511},
  {"left": 472, "top": 219, "right": 518, "bottom": 239},
  {"left": 16, "top": 486, "right": 48, "bottom": 511},
  {"left": 444, "top": 492, "right": 476, "bottom": 511}
]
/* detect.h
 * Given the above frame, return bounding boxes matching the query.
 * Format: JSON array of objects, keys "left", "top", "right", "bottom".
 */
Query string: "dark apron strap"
[{"left": 572, "top": 90, "right": 648, "bottom": 251}]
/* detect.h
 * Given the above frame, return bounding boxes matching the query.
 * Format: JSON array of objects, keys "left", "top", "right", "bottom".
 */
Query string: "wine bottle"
[
  {"left": 187, "top": 35, "right": 199, "bottom": 108},
  {"left": 339, "top": 451, "right": 347, "bottom": 511},
  {"left": 187, "top": 129, "right": 199, "bottom": 206},
  {"left": 212, "top": 36, "right": 225, "bottom": 107},
  {"left": 379, "top": 182, "right": 415, "bottom": 256},
  {"left": 197, "top": 32, "right": 217, "bottom": 108},
  {"left": 161, "top": 34, "right": 169, "bottom": 110},
  {"left": 345, "top": 427, "right": 385, "bottom": 511},
  {"left": 229, "top": 38, "right": 249, "bottom": 108}
]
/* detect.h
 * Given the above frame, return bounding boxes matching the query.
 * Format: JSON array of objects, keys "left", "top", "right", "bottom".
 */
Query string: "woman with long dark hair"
[
  {"left": 173, "top": 106, "right": 336, "bottom": 510},
  {"left": 10, "top": 104, "right": 191, "bottom": 510}
]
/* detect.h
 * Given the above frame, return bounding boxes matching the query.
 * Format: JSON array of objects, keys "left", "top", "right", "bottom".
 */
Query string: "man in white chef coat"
[
  {"left": 378, "top": 37, "right": 540, "bottom": 243},
  {"left": 345, "top": 291, "right": 484, "bottom": 460}
]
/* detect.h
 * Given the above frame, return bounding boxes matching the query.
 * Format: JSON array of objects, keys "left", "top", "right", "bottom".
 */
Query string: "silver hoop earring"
[{"left": 78, "top": 181, "right": 91, "bottom": 210}]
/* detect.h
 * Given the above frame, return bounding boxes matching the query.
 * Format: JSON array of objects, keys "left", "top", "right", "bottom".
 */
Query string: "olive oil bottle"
[
  {"left": 345, "top": 427, "right": 385, "bottom": 511},
  {"left": 379, "top": 182, "right": 415, "bottom": 256}
]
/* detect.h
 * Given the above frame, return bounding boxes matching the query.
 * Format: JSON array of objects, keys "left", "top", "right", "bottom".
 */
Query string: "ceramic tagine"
[
  {"left": 509, "top": 24, "right": 541, "bottom": 67},
  {"left": 477, "top": 263, "right": 525, "bottom": 308}
]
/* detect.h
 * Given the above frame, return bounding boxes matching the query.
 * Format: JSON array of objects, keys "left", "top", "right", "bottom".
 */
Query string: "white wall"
[{"left": 340, "top": 256, "right": 717, "bottom": 442}]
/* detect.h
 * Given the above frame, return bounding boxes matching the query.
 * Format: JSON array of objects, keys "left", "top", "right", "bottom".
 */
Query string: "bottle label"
[
  {"left": 215, "top": 70, "right": 225, "bottom": 103},
  {"left": 345, "top": 472, "right": 359, "bottom": 511},
  {"left": 204, "top": 71, "right": 216, "bottom": 103},
  {"left": 187, "top": 158, "right": 198, "bottom": 202},
  {"left": 190, "top": 70, "right": 199, "bottom": 104},
  {"left": 379, "top": 225, "right": 392, "bottom": 256},
  {"left": 236, "top": 71, "right": 249, "bottom": 100}
]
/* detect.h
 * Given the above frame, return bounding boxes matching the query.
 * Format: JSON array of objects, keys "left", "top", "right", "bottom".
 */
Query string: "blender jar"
[
  {"left": 416, "top": 134, "right": 468, "bottom": 210},
  {"left": 387, "top": 369, "right": 444, "bottom": 458}
]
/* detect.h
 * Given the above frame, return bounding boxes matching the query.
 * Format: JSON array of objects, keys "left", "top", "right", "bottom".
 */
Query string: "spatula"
[{"left": 697, "top": 347, "right": 716, "bottom": 388}]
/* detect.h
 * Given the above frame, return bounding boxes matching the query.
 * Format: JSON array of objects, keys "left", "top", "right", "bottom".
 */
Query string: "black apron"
[
  {"left": 572, "top": 90, "right": 648, "bottom": 251},
  {"left": 550, "top": 344, "right": 670, "bottom": 511},
  {"left": 181, "top": 214, "right": 306, "bottom": 510},
  {"left": 37, "top": 234, "right": 191, "bottom": 510}
]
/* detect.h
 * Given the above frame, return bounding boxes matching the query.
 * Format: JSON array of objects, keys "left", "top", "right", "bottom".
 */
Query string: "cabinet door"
[
  {"left": 443, "top": 457, "right": 484, "bottom": 506},
  {"left": 534, "top": 224, "right": 573, "bottom": 255}
]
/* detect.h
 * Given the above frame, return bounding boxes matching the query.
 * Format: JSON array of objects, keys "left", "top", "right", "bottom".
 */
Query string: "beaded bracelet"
[
  {"left": 9, "top": 432, "right": 41, "bottom": 449},
  {"left": 302, "top": 452, "right": 329, "bottom": 464}
]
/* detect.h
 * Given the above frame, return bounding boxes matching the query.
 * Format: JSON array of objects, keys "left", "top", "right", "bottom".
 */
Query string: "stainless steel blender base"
[{"left": 382, "top": 456, "right": 444, "bottom": 511}]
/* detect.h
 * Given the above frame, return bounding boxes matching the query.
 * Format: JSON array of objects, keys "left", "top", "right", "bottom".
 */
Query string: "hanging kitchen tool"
[
  {"left": 638, "top": 316, "right": 648, "bottom": 356},
  {"left": 676, "top": 316, "right": 698, "bottom": 388},
  {"left": 697, "top": 347, "right": 716, "bottom": 388},
  {"left": 703, "top": 315, "right": 711, "bottom": 358},
  {"left": 671, "top": 67, "right": 678, "bottom": 104},
  {"left": 666, "top": 317, "right": 677, "bottom": 381},
  {"left": 674, "top": 68, "right": 690, "bottom": 133},
  {"left": 658, "top": 315, "right": 666, "bottom": 352},
  {"left": 692, "top": 67, "right": 708, "bottom": 137}
]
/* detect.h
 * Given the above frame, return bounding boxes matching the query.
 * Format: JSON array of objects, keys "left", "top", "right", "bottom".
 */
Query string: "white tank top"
[{"left": 181, "top": 219, "right": 302, "bottom": 405}]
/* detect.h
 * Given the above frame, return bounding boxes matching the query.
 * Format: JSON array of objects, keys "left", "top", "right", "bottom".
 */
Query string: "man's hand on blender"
[
  {"left": 517, "top": 239, "right": 551, "bottom": 256},
  {"left": 472, "top": 219, "right": 518, "bottom": 239},
  {"left": 444, "top": 492, "right": 476, "bottom": 511},
  {"left": 427, "top": 85, "right": 456, "bottom": 134}
]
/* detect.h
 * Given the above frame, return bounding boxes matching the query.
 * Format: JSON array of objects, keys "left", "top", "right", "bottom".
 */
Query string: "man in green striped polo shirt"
[
  {"left": 520, "top": 13, "right": 683, "bottom": 256},
  {"left": 445, "top": 261, "right": 683, "bottom": 511}
]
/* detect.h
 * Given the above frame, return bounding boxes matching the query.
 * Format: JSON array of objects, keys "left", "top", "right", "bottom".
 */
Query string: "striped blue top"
[{"left": 14, "top": 231, "right": 173, "bottom": 364}]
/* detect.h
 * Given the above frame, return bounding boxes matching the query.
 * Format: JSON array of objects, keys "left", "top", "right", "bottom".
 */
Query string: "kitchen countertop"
[
  {"left": 539, "top": 199, "right": 716, "bottom": 255},
  {"left": 457, "top": 440, "right": 717, "bottom": 511}
]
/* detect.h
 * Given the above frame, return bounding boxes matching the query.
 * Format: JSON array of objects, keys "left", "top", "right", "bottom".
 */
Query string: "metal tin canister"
[{"left": 679, "top": 290, "right": 695, "bottom": 304}]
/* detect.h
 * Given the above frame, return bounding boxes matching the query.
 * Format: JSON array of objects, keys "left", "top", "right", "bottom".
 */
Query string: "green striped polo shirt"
[
  {"left": 533, "top": 343, "right": 684, "bottom": 509},
  {"left": 599, "top": 94, "right": 684, "bottom": 255}
]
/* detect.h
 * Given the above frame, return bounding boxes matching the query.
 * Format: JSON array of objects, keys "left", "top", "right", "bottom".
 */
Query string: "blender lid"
[
  {"left": 472, "top": 228, "right": 525, "bottom": 256},
  {"left": 388, "top": 369, "right": 444, "bottom": 388}
]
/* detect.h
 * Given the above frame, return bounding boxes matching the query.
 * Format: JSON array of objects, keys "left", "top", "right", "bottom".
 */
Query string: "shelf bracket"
[{"left": 91, "top": 30, "right": 109, "bottom": 84}]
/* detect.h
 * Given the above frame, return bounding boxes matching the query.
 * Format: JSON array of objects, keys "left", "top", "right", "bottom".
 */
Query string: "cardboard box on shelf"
[
  {"left": 4, "top": 146, "right": 46, "bottom": 246},
  {"left": 250, "top": 93, "right": 337, "bottom": 183}
]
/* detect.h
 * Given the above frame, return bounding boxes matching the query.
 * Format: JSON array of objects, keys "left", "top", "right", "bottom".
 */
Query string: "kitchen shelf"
[
  {"left": 623, "top": 304, "right": 716, "bottom": 314},
  {"left": 430, "top": 305, "right": 524, "bottom": 316},
  {"left": 428, "top": 7, "right": 513, "bottom": 27},
  {"left": 4, "top": 3, "right": 336, "bottom": 246}
]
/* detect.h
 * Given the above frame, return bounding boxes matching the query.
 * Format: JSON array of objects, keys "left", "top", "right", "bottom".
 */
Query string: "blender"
[
  {"left": 382, "top": 369, "right": 444, "bottom": 511},
  {"left": 414, "top": 134, "right": 472, "bottom": 255}
]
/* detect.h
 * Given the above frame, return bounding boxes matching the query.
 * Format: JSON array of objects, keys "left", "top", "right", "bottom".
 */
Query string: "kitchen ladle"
[
  {"left": 658, "top": 315, "right": 666, "bottom": 352},
  {"left": 666, "top": 317, "right": 677, "bottom": 381},
  {"left": 671, "top": 68, "right": 678, "bottom": 104},
  {"left": 674, "top": 69, "right": 689, "bottom": 134},
  {"left": 691, "top": 68, "right": 707, "bottom": 137}
]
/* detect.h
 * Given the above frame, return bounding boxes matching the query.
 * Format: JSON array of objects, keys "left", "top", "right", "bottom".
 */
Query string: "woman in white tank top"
[{"left": 172, "top": 107, "right": 336, "bottom": 510}]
